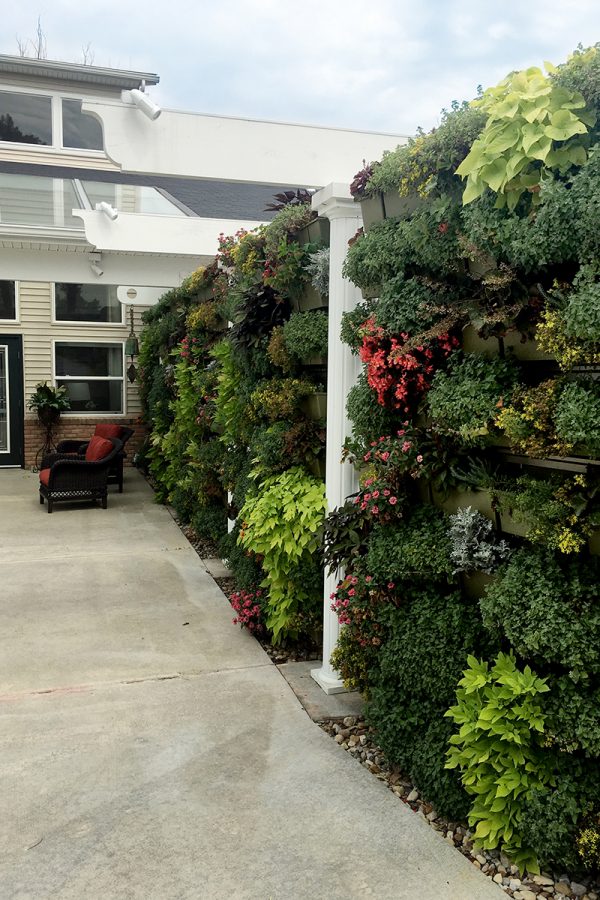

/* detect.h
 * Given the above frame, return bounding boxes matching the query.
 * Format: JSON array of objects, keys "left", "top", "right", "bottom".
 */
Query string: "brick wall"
[{"left": 24, "top": 416, "right": 148, "bottom": 470}]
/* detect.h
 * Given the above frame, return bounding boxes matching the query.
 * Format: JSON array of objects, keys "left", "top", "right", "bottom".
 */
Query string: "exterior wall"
[
  {"left": 23, "top": 415, "right": 147, "bottom": 469},
  {"left": 0, "top": 280, "right": 149, "bottom": 467}
]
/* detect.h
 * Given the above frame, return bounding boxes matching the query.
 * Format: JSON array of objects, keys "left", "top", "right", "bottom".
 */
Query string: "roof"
[
  {"left": 0, "top": 161, "right": 299, "bottom": 222},
  {"left": 0, "top": 55, "right": 159, "bottom": 91}
]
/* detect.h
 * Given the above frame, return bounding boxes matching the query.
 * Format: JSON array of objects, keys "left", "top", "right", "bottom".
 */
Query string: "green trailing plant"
[
  {"left": 238, "top": 467, "right": 327, "bottom": 641},
  {"left": 282, "top": 310, "right": 328, "bottom": 362},
  {"left": 427, "top": 352, "right": 518, "bottom": 442},
  {"left": 448, "top": 507, "right": 512, "bottom": 573},
  {"left": 445, "top": 652, "right": 553, "bottom": 871},
  {"left": 480, "top": 548, "right": 600, "bottom": 680},
  {"left": 263, "top": 203, "right": 315, "bottom": 257},
  {"left": 264, "top": 238, "right": 310, "bottom": 299},
  {"left": 456, "top": 64, "right": 595, "bottom": 209}
]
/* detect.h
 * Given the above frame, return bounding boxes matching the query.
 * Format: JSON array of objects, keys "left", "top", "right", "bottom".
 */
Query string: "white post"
[{"left": 310, "top": 183, "right": 363, "bottom": 695}]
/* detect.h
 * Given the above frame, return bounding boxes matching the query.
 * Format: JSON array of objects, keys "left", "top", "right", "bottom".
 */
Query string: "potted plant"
[{"left": 28, "top": 382, "right": 71, "bottom": 426}]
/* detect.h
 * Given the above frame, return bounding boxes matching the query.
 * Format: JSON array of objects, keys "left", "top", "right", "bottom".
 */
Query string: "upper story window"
[
  {"left": 0, "top": 282, "right": 17, "bottom": 321},
  {"left": 54, "top": 284, "right": 123, "bottom": 324},
  {"left": 0, "top": 90, "right": 103, "bottom": 151},
  {"left": 0, "top": 91, "right": 52, "bottom": 145},
  {"left": 61, "top": 99, "right": 103, "bottom": 151}
]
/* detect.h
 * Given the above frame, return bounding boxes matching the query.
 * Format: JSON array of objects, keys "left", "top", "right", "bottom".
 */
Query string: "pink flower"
[
  {"left": 363, "top": 452, "right": 371, "bottom": 462},
  {"left": 372, "top": 490, "right": 380, "bottom": 498},
  {"left": 383, "top": 489, "right": 390, "bottom": 497},
  {"left": 416, "top": 454, "right": 423, "bottom": 463},
  {"left": 389, "top": 496, "right": 398, "bottom": 505},
  {"left": 364, "top": 493, "right": 371, "bottom": 501},
  {"left": 365, "top": 576, "right": 373, "bottom": 583},
  {"left": 371, "top": 505, "right": 379, "bottom": 515},
  {"left": 387, "top": 582, "right": 395, "bottom": 590},
  {"left": 348, "top": 588, "right": 356, "bottom": 597},
  {"left": 402, "top": 441, "right": 412, "bottom": 453},
  {"left": 380, "top": 451, "right": 390, "bottom": 462}
]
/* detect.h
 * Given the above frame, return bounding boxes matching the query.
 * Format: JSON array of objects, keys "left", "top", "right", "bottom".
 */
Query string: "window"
[
  {"left": 55, "top": 342, "right": 124, "bottom": 413},
  {"left": 0, "top": 282, "right": 17, "bottom": 320},
  {"left": 61, "top": 99, "right": 103, "bottom": 151},
  {"left": 54, "top": 284, "right": 122, "bottom": 324},
  {"left": 0, "top": 91, "right": 52, "bottom": 145},
  {"left": 0, "top": 173, "right": 83, "bottom": 229},
  {"left": 82, "top": 181, "right": 186, "bottom": 216}
]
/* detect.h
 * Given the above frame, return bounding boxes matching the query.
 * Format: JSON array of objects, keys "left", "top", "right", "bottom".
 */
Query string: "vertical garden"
[
  {"left": 138, "top": 196, "right": 330, "bottom": 644},
  {"left": 328, "top": 45, "right": 600, "bottom": 876}
]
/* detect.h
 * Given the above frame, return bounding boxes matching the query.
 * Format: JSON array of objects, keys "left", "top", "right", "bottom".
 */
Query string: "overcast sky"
[{"left": 2, "top": 2, "right": 599, "bottom": 136}]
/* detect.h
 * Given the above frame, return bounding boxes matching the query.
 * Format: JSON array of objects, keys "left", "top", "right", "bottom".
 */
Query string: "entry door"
[{"left": 0, "top": 335, "right": 24, "bottom": 467}]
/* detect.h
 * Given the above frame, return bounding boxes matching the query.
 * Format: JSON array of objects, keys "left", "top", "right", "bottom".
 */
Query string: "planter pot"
[
  {"left": 292, "top": 284, "right": 328, "bottom": 312},
  {"left": 468, "top": 253, "right": 497, "bottom": 279},
  {"left": 302, "top": 392, "right": 328, "bottom": 422},
  {"left": 359, "top": 194, "right": 385, "bottom": 232},
  {"left": 307, "top": 455, "right": 326, "bottom": 480},
  {"left": 295, "top": 217, "right": 330, "bottom": 246},
  {"left": 302, "top": 354, "right": 327, "bottom": 367},
  {"left": 431, "top": 486, "right": 496, "bottom": 522},
  {"left": 500, "top": 332, "right": 554, "bottom": 362},
  {"left": 462, "top": 570, "right": 495, "bottom": 600},
  {"left": 37, "top": 407, "right": 61, "bottom": 427},
  {"left": 383, "top": 190, "right": 423, "bottom": 220},
  {"left": 589, "top": 531, "right": 600, "bottom": 556},
  {"left": 462, "top": 324, "right": 500, "bottom": 356},
  {"left": 499, "top": 509, "right": 529, "bottom": 538}
]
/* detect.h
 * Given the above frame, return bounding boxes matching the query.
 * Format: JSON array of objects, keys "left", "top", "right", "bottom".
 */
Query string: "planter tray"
[
  {"left": 293, "top": 284, "right": 328, "bottom": 312},
  {"left": 495, "top": 449, "right": 600, "bottom": 474}
]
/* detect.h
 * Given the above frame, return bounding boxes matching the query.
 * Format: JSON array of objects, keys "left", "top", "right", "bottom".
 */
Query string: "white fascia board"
[
  {"left": 73, "top": 209, "right": 263, "bottom": 257},
  {"left": 0, "top": 247, "right": 207, "bottom": 287},
  {"left": 82, "top": 97, "right": 406, "bottom": 186}
]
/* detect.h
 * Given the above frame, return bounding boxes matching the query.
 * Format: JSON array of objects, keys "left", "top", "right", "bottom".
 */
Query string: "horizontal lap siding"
[{"left": 1, "top": 282, "right": 150, "bottom": 465}]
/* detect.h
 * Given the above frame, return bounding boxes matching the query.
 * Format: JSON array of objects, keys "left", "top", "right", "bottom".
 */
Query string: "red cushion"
[
  {"left": 39, "top": 468, "right": 51, "bottom": 486},
  {"left": 94, "top": 423, "right": 123, "bottom": 439},
  {"left": 85, "top": 435, "right": 113, "bottom": 462}
]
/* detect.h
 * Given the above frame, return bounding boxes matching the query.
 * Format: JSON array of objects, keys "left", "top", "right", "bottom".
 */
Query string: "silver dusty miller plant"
[
  {"left": 448, "top": 506, "right": 512, "bottom": 574},
  {"left": 305, "top": 247, "right": 330, "bottom": 296}
]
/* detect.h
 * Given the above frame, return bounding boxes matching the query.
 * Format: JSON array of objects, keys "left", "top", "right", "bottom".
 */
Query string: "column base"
[{"left": 310, "top": 666, "right": 347, "bottom": 695}]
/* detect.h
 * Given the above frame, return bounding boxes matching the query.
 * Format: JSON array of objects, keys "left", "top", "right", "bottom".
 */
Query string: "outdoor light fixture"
[
  {"left": 96, "top": 200, "right": 119, "bottom": 220},
  {"left": 125, "top": 306, "right": 140, "bottom": 383},
  {"left": 130, "top": 87, "right": 162, "bottom": 121},
  {"left": 89, "top": 252, "right": 103, "bottom": 277}
]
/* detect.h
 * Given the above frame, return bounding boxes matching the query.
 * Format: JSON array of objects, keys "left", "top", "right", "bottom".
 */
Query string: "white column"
[{"left": 310, "top": 183, "right": 363, "bottom": 695}]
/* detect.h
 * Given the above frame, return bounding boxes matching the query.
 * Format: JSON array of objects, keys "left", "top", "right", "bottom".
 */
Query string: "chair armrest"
[
  {"left": 57, "top": 439, "right": 89, "bottom": 454},
  {"left": 41, "top": 451, "right": 84, "bottom": 469}
]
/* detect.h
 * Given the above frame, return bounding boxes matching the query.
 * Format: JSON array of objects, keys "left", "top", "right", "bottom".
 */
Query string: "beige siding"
[{"left": 0, "top": 281, "right": 148, "bottom": 417}]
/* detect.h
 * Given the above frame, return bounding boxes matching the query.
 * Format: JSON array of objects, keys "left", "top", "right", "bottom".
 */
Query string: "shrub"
[
  {"left": 219, "top": 526, "right": 264, "bottom": 592},
  {"left": 282, "top": 310, "right": 328, "bottom": 361},
  {"left": 480, "top": 548, "right": 600, "bottom": 680},
  {"left": 346, "top": 374, "right": 398, "bottom": 443},
  {"left": 366, "top": 586, "right": 489, "bottom": 819},
  {"left": 190, "top": 503, "right": 227, "bottom": 546},
  {"left": 366, "top": 506, "right": 454, "bottom": 584},
  {"left": 448, "top": 506, "right": 512, "bottom": 573},
  {"left": 250, "top": 377, "right": 315, "bottom": 422},
  {"left": 563, "top": 267, "right": 600, "bottom": 342},
  {"left": 238, "top": 467, "right": 327, "bottom": 641},
  {"left": 495, "top": 380, "right": 573, "bottom": 458},
  {"left": 446, "top": 653, "right": 553, "bottom": 871},
  {"left": 427, "top": 352, "right": 518, "bottom": 442}
]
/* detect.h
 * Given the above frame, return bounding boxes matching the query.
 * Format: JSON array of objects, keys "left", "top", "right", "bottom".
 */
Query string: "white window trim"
[
  {"left": 52, "top": 338, "right": 127, "bottom": 417},
  {"left": 0, "top": 83, "right": 105, "bottom": 154},
  {"left": 0, "top": 343, "right": 11, "bottom": 454},
  {"left": 51, "top": 283, "right": 124, "bottom": 327},
  {"left": 0, "top": 282, "right": 20, "bottom": 325}
]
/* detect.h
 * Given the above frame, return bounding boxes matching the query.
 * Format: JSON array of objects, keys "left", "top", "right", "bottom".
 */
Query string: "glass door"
[{"left": 0, "top": 335, "right": 23, "bottom": 467}]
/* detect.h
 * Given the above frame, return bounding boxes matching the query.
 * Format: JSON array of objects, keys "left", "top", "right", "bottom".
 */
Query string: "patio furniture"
[
  {"left": 56, "top": 424, "right": 135, "bottom": 493},
  {"left": 38, "top": 436, "right": 123, "bottom": 513}
]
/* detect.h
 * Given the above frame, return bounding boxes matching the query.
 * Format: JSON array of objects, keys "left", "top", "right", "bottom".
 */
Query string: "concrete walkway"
[{"left": 0, "top": 469, "right": 503, "bottom": 900}]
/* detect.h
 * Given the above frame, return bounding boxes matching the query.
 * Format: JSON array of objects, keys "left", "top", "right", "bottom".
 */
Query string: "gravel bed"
[{"left": 319, "top": 717, "right": 600, "bottom": 900}]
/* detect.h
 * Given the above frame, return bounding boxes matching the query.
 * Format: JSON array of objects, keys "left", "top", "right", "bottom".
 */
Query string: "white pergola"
[{"left": 2, "top": 87, "right": 397, "bottom": 692}]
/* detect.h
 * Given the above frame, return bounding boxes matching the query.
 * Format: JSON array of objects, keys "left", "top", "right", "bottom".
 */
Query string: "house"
[{"left": 0, "top": 54, "right": 401, "bottom": 469}]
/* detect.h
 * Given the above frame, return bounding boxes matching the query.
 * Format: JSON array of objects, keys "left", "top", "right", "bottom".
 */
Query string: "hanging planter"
[
  {"left": 462, "top": 324, "right": 500, "bottom": 355},
  {"left": 382, "top": 189, "right": 423, "bottom": 219},
  {"left": 302, "top": 391, "right": 328, "bottom": 421},
  {"left": 461, "top": 570, "right": 495, "bottom": 600},
  {"left": 431, "top": 486, "right": 497, "bottom": 521},
  {"left": 359, "top": 194, "right": 385, "bottom": 232},
  {"left": 307, "top": 454, "right": 326, "bottom": 480},
  {"left": 294, "top": 217, "right": 330, "bottom": 246},
  {"left": 292, "top": 284, "right": 328, "bottom": 312},
  {"left": 500, "top": 332, "right": 554, "bottom": 362}
]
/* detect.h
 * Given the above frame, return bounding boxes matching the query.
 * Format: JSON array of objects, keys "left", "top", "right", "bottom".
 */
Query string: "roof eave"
[{"left": 0, "top": 55, "right": 159, "bottom": 91}]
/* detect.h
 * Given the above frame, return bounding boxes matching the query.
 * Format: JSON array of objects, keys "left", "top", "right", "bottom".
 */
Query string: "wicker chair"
[
  {"left": 56, "top": 425, "right": 135, "bottom": 493},
  {"left": 39, "top": 437, "right": 123, "bottom": 513}
]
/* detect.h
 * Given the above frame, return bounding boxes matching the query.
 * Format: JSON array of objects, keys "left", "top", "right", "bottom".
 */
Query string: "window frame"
[
  {"left": 0, "top": 83, "right": 105, "bottom": 155},
  {"left": 51, "top": 283, "right": 124, "bottom": 327},
  {"left": 0, "top": 281, "right": 19, "bottom": 324},
  {"left": 52, "top": 338, "right": 126, "bottom": 417}
]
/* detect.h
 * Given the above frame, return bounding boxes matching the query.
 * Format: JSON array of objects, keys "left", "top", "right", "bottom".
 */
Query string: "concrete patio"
[{"left": 0, "top": 468, "right": 503, "bottom": 899}]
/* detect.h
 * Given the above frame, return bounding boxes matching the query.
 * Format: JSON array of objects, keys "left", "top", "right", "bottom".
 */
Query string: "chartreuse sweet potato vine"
[
  {"left": 456, "top": 62, "right": 596, "bottom": 209},
  {"left": 445, "top": 653, "right": 553, "bottom": 873},
  {"left": 238, "top": 467, "right": 327, "bottom": 641}
]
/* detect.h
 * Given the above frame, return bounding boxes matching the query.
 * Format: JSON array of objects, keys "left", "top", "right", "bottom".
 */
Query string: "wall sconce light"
[
  {"left": 96, "top": 201, "right": 119, "bottom": 220},
  {"left": 130, "top": 87, "right": 162, "bottom": 121},
  {"left": 125, "top": 306, "right": 140, "bottom": 383},
  {"left": 89, "top": 252, "right": 103, "bottom": 277}
]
